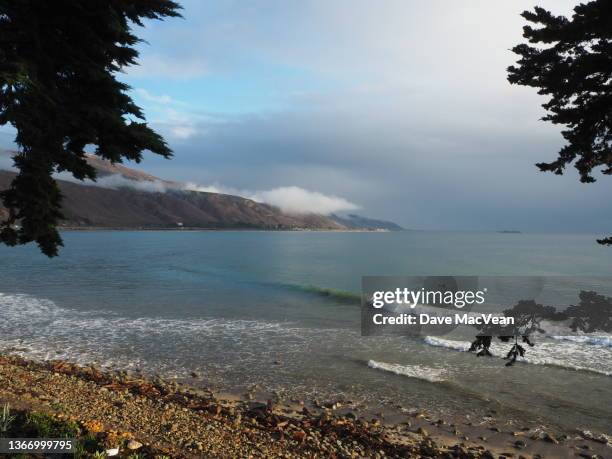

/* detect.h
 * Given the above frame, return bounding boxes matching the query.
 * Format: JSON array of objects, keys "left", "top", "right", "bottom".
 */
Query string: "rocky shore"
[{"left": 0, "top": 354, "right": 609, "bottom": 458}]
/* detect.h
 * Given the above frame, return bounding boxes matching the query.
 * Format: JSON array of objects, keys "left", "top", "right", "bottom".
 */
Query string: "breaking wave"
[
  {"left": 367, "top": 360, "right": 446, "bottom": 382},
  {"left": 550, "top": 335, "right": 612, "bottom": 348},
  {"left": 423, "top": 336, "right": 612, "bottom": 377},
  {"left": 0, "top": 292, "right": 309, "bottom": 375}
]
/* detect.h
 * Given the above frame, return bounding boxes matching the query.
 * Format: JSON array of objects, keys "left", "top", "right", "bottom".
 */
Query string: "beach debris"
[
  {"left": 323, "top": 401, "right": 342, "bottom": 410},
  {"left": 580, "top": 430, "right": 611, "bottom": 445},
  {"left": 292, "top": 430, "right": 306, "bottom": 442},
  {"left": 0, "top": 353, "right": 591, "bottom": 459},
  {"left": 127, "top": 440, "right": 143, "bottom": 450},
  {"left": 539, "top": 431, "right": 559, "bottom": 444},
  {"left": 83, "top": 419, "right": 105, "bottom": 433}
]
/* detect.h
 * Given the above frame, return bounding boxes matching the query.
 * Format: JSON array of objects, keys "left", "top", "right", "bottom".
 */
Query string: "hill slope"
[
  {"left": 329, "top": 213, "right": 403, "bottom": 231},
  {"left": 0, "top": 170, "right": 344, "bottom": 230},
  {"left": 0, "top": 152, "right": 403, "bottom": 231}
]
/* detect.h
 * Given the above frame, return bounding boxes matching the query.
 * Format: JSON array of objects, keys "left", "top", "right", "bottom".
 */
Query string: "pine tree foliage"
[
  {"left": 0, "top": 0, "right": 181, "bottom": 256},
  {"left": 507, "top": 0, "right": 611, "bottom": 244}
]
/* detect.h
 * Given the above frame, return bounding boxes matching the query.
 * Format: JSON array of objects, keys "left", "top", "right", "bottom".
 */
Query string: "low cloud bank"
[
  {"left": 250, "top": 186, "right": 358, "bottom": 215},
  {"left": 184, "top": 182, "right": 358, "bottom": 214},
  {"left": 57, "top": 173, "right": 359, "bottom": 215},
  {"left": 92, "top": 174, "right": 169, "bottom": 193}
]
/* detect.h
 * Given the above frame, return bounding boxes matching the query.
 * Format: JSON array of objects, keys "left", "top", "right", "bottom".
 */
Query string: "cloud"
[
  {"left": 157, "top": 109, "right": 201, "bottom": 140},
  {"left": 7, "top": 1, "right": 610, "bottom": 231},
  {"left": 134, "top": 88, "right": 176, "bottom": 105},
  {"left": 184, "top": 182, "right": 358, "bottom": 215},
  {"left": 53, "top": 172, "right": 359, "bottom": 216},
  {"left": 250, "top": 186, "right": 358, "bottom": 215},
  {"left": 54, "top": 172, "right": 169, "bottom": 193},
  {"left": 92, "top": 174, "right": 169, "bottom": 193},
  {"left": 183, "top": 182, "right": 228, "bottom": 194},
  {"left": 126, "top": 54, "right": 207, "bottom": 80}
]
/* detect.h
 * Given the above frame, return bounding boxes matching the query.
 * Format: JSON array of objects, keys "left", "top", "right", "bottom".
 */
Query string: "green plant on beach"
[
  {"left": 0, "top": 403, "right": 16, "bottom": 436},
  {"left": 91, "top": 452, "right": 107, "bottom": 459},
  {"left": 73, "top": 441, "right": 87, "bottom": 459},
  {"left": 26, "top": 411, "right": 80, "bottom": 438},
  {"left": 77, "top": 433, "right": 105, "bottom": 457}
]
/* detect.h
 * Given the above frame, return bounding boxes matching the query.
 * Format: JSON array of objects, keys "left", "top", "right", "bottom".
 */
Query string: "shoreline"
[
  {"left": 0, "top": 353, "right": 609, "bottom": 458},
  {"left": 57, "top": 226, "right": 393, "bottom": 233}
]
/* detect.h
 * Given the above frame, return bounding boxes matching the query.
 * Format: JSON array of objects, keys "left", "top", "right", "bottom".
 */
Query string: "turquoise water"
[{"left": 0, "top": 231, "right": 611, "bottom": 433}]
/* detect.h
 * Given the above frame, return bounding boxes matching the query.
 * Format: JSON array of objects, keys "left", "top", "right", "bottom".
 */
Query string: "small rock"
[
  {"left": 416, "top": 427, "right": 428, "bottom": 436},
  {"left": 514, "top": 440, "right": 527, "bottom": 449},
  {"left": 106, "top": 448, "right": 120, "bottom": 457},
  {"left": 127, "top": 440, "right": 142, "bottom": 450},
  {"left": 581, "top": 430, "right": 611, "bottom": 444}
]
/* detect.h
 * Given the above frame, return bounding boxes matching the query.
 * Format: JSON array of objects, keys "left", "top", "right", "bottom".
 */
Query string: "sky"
[{"left": 1, "top": 0, "right": 610, "bottom": 232}]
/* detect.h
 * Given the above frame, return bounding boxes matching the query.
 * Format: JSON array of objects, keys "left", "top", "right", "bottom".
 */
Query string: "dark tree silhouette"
[
  {"left": 507, "top": 0, "right": 612, "bottom": 244},
  {"left": 0, "top": 0, "right": 181, "bottom": 256}
]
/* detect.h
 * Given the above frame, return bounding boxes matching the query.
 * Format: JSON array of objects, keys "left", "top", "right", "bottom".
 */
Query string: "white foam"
[
  {"left": 424, "top": 336, "right": 472, "bottom": 352},
  {"left": 367, "top": 360, "right": 446, "bottom": 382},
  {"left": 423, "top": 336, "right": 612, "bottom": 377},
  {"left": 0, "top": 292, "right": 310, "bottom": 374},
  {"left": 550, "top": 335, "right": 612, "bottom": 348}
]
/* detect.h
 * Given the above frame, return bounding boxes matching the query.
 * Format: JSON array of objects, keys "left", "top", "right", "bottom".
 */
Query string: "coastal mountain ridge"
[
  {"left": 329, "top": 213, "right": 403, "bottom": 231},
  {"left": 0, "top": 152, "right": 403, "bottom": 231}
]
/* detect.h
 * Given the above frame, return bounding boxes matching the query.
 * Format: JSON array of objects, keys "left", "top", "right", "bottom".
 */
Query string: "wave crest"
[{"left": 367, "top": 360, "right": 446, "bottom": 382}]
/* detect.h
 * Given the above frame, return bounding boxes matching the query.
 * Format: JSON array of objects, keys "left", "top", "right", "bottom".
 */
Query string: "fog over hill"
[{"left": 0, "top": 152, "right": 402, "bottom": 231}]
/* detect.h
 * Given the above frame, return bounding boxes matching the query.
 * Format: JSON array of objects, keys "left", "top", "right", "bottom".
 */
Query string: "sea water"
[{"left": 0, "top": 230, "right": 611, "bottom": 433}]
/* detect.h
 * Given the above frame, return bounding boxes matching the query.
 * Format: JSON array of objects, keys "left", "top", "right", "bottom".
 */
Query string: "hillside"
[
  {"left": 0, "top": 170, "right": 345, "bottom": 230},
  {"left": 330, "top": 213, "right": 403, "bottom": 231},
  {"left": 0, "top": 153, "right": 404, "bottom": 231}
]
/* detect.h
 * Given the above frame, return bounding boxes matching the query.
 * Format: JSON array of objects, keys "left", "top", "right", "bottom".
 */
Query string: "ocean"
[{"left": 0, "top": 230, "right": 611, "bottom": 433}]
